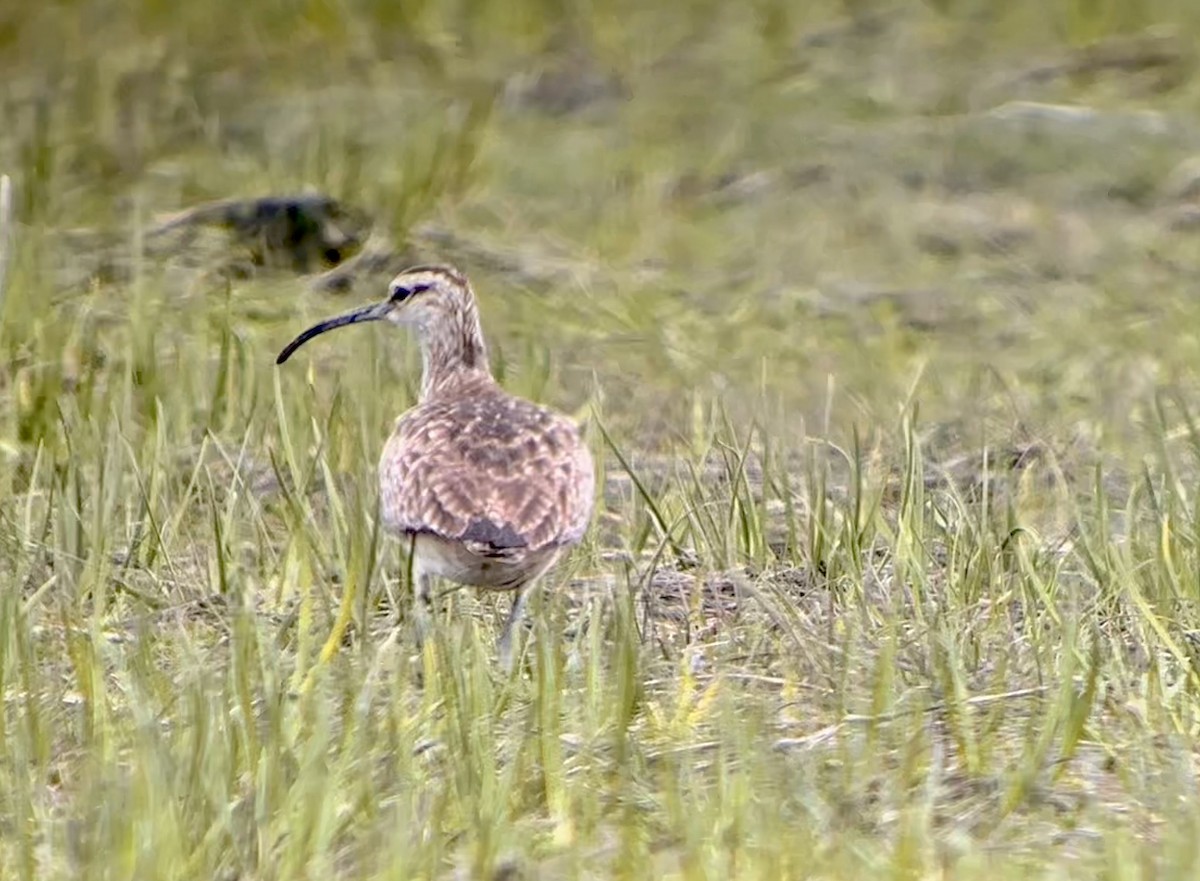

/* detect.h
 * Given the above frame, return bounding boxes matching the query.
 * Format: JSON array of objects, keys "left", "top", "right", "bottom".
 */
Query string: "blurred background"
[{"left": 6, "top": 0, "right": 1200, "bottom": 454}]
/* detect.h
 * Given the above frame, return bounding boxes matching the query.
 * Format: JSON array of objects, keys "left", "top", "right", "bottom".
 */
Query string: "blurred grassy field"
[{"left": 8, "top": 0, "right": 1200, "bottom": 878}]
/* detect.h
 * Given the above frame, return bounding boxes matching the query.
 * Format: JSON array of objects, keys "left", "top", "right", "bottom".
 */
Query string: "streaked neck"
[{"left": 417, "top": 302, "right": 491, "bottom": 400}]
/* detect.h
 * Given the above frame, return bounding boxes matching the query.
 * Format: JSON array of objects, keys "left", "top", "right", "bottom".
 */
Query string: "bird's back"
[{"left": 379, "top": 378, "right": 594, "bottom": 556}]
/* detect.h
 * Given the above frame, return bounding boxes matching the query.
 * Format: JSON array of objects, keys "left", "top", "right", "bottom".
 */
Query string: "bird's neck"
[{"left": 417, "top": 305, "right": 492, "bottom": 400}]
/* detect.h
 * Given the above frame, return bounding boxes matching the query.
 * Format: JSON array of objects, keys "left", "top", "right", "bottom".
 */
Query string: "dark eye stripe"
[{"left": 391, "top": 282, "right": 432, "bottom": 301}]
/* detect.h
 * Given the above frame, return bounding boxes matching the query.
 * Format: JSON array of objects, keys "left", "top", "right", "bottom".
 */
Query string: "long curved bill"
[{"left": 276, "top": 300, "right": 395, "bottom": 364}]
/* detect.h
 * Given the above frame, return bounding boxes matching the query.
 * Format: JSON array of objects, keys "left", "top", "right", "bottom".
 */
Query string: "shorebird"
[{"left": 276, "top": 264, "right": 594, "bottom": 668}]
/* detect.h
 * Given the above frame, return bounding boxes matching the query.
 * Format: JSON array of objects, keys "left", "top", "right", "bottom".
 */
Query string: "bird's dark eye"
[{"left": 391, "top": 282, "right": 431, "bottom": 301}]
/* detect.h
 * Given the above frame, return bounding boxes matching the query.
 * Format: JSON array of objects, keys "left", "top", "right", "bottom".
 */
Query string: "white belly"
[{"left": 408, "top": 532, "right": 562, "bottom": 590}]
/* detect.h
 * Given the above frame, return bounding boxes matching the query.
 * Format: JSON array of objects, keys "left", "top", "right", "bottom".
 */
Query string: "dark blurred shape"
[{"left": 149, "top": 193, "right": 369, "bottom": 273}]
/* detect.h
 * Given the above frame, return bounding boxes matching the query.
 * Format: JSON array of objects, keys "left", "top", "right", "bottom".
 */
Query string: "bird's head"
[{"left": 276, "top": 264, "right": 475, "bottom": 365}]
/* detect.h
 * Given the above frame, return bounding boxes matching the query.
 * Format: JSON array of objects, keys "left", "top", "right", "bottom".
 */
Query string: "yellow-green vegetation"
[{"left": 7, "top": 0, "right": 1200, "bottom": 877}]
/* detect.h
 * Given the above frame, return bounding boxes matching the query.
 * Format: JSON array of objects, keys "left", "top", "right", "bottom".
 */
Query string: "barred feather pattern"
[{"left": 379, "top": 373, "right": 594, "bottom": 571}]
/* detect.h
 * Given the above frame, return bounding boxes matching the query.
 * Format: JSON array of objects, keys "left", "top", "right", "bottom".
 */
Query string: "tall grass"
[{"left": 4, "top": 0, "right": 1200, "bottom": 878}]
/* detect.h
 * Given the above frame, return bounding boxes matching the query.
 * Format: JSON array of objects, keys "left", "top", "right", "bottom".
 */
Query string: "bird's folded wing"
[{"left": 380, "top": 403, "right": 594, "bottom": 552}]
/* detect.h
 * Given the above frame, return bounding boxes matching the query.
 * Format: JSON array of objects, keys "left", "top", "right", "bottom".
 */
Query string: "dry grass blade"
[{"left": 0, "top": 174, "right": 11, "bottom": 309}]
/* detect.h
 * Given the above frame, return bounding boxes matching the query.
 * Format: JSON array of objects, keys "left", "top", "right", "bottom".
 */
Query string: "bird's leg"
[
  {"left": 409, "top": 543, "right": 435, "bottom": 652},
  {"left": 497, "top": 582, "right": 535, "bottom": 672},
  {"left": 413, "top": 571, "right": 434, "bottom": 644},
  {"left": 497, "top": 556, "right": 560, "bottom": 672}
]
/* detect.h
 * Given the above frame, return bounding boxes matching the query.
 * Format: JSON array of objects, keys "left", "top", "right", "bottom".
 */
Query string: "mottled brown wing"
[{"left": 379, "top": 389, "right": 594, "bottom": 552}]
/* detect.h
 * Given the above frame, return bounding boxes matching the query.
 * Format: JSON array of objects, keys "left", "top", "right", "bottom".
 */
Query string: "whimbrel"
[{"left": 277, "top": 264, "right": 594, "bottom": 667}]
